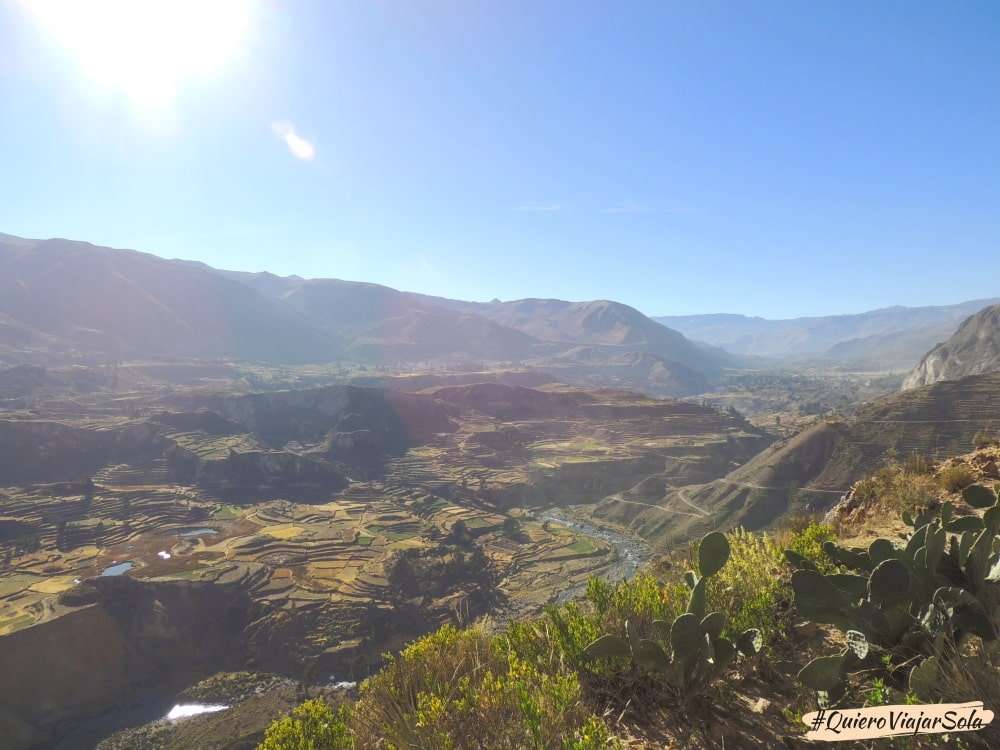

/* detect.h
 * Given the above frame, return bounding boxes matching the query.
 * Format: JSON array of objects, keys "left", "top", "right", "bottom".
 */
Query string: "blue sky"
[{"left": 1, "top": 1, "right": 998, "bottom": 318}]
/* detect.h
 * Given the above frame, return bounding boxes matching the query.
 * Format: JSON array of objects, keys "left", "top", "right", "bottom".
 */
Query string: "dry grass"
[
  {"left": 850, "top": 462, "right": 941, "bottom": 515},
  {"left": 930, "top": 640, "right": 1000, "bottom": 749},
  {"left": 938, "top": 463, "right": 977, "bottom": 493},
  {"left": 973, "top": 430, "right": 1000, "bottom": 450}
]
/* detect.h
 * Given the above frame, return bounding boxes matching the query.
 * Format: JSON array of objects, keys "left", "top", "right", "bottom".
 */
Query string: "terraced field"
[
  {"left": 0, "top": 383, "right": 769, "bottom": 627},
  {"left": 382, "top": 385, "right": 770, "bottom": 510},
  {"left": 0, "top": 378, "right": 774, "bottom": 746}
]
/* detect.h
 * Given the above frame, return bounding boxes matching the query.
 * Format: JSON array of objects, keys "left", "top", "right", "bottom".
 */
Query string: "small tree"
[
  {"left": 448, "top": 519, "right": 471, "bottom": 547},
  {"left": 502, "top": 517, "right": 521, "bottom": 540},
  {"left": 385, "top": 550, "right": 419, "bottom": 600},
  {"left": 81, "top": 484, "right": 93, "bottom": 514}
]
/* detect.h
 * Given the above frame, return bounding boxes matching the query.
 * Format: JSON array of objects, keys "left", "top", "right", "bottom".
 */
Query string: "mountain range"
[
  {"left": 0, "top": 233, "right": 729, "bottom": 383},
  {"left": 656, "top": 299, "right": 1000, "bottom": 369},
  {"left": 4, "top": 232, "right": 998, "bottom": 389}
]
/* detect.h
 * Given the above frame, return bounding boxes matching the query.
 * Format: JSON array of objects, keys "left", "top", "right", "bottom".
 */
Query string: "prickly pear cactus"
[
  {"left": 786, "top": 482, "right": 1000, "bottom": 703},
  {"left": 583, "top": 530, "right": 761, "bottom": 698}
]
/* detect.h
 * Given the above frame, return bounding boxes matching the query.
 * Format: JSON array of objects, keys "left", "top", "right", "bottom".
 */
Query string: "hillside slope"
[
  {"left": 0, "top": 235, "right": 546, "bottom": 366},
  {"left": 0, "top": 235, "right": 335, "bottom": 363},
  {"left": 281, "top": 280, "right": 544, "bottom": 362},
  {"left": 903, "top": 303, "right": 1000, "bottom": 389},
  {"left": 598, "top": 371, "right": 1000, "bottom": 545}
]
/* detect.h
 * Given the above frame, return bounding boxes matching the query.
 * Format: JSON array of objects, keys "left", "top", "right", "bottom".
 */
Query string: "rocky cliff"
[
  {"left": 904, "top": 303, "right": 1000, "bottom": 389},
  {"left": 0, "top": 576, "right": 253, "bottom": 750}
]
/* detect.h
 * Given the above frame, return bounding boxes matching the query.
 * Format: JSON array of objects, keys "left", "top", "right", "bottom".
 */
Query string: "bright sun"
[{"left": 25, "top": 0, "right": 251, "bottom": 110}]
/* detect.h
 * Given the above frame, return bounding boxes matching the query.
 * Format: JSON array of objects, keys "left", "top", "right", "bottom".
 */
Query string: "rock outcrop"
[{"left": 904, "top": 303, "right": 1000, "bottom": 389}]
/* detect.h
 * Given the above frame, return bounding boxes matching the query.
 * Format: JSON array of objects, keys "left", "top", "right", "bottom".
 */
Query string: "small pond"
[{"left": 99, "top": 561, "right": 134, "bottom": 577}]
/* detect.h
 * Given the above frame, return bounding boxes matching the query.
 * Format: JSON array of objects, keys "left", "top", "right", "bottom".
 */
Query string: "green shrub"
[
  {"left": 902, "top": 453, "right": 933, "bottom": 475},
  {"left": 502, "top": 576, "right": 689, "bottom": 679},
  {"left": 350, "top": 625, "right": 617, "bottom": 749},
  {"left": 782, "top": 522, "right": 837, "bottom": 574},
  {"left": 706, "top": 528, "right": 785, "bottom": 639},
  {"left": 258, "top": 699, "right": 353, "bottom": 750},
  {"left": 503, "top": 602, "right": 603, "bottom": 673},
  {"left": 595, "top": 572, "right": 686, "bottom": 625}
]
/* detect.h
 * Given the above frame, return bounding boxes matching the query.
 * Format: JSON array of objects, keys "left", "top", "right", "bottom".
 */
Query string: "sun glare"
[{"left": 24, "top": 0, "right": 251, "bottom": 110}]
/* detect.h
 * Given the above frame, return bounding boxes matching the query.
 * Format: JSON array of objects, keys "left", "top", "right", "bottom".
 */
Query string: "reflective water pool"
[{"left": 99, "top": 561, "right": 134, "bottom": 577}]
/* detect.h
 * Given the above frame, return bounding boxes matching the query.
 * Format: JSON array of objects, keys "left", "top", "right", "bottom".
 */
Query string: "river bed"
[{"left": 539, "top": 507, "right": 651, "bottom": 603}]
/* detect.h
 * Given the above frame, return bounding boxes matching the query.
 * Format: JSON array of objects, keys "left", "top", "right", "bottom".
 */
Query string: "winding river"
[{"left": 539, "top": 507, "right": 651, "bottom": 602}]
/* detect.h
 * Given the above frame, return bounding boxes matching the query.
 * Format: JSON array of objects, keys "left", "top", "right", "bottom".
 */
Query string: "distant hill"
[
  {"left": 475, "top": 299, "right": 732, "bottom": 372},
  {"left": 596, "top": 371, "right": 1000, "bottom": 545},
  {"left": 903, "top": 303, "right": 1000, "bottom": 389},
  {"left": 262, "top": 286, "right": 733, "bottom": 373},
  {"left": 656, "top": 299, "right": 1000, "bottom": 367}
]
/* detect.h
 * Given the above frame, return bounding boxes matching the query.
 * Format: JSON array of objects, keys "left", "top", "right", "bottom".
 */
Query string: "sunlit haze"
[
  {"left": 2, "top": 1, "right": 998, "bottom": 317},
  {"left": 21, "top": 0, "right": 251, "bottom": 111}
]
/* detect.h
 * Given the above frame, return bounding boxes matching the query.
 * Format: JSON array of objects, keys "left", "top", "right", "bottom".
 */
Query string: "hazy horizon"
[
  {"left": 2, "top": 1, "right": 998, "bottom": 318},
  {"left": 7, "top": 228, "right": 1000, "bottom": 324}
]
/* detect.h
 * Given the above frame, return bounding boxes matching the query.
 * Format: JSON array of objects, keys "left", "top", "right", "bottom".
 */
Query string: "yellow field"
[
  {"left": 261, "top": 524, "right": 305, "bottom": 540},
  {"left": 29, "top": 575, "right": 79, "bottom": 594}
]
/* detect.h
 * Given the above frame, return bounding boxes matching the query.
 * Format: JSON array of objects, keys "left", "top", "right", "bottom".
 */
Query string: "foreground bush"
[
  {"left": 261, "top": 626, "right": 618, "bottom": 749},
  {"left": 938, "top": 463, "right": 977, "bottom": 492},
  {"left": 352, "top": 625, "right": 615, "bottom": 749},
  {"left": 852, "top": 461, "right": 941, "bottom": 512},
  {"left": 707, "top": 527, "right": 787, "bottom": 638},
  {"left": 259, "top": 700, "right": 352, "bottom": 750}
]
